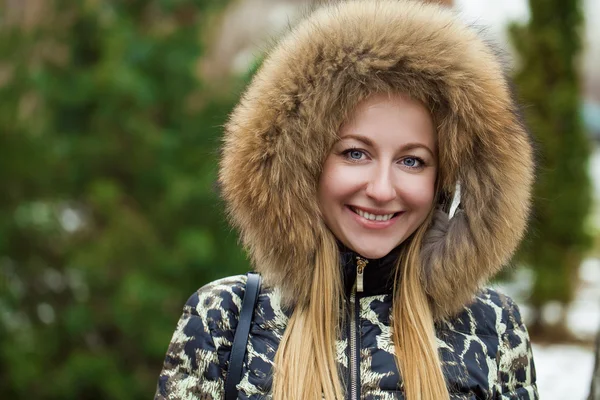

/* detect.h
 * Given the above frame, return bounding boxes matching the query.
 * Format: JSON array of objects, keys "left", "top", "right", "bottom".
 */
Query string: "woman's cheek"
[{"left": 398, "top": 174, "right": 436, "bottom": 205}]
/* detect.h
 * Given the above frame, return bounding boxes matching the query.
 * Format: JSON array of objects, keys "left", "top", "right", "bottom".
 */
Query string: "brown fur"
[{"left": 219, "top": 0, "right": 534, "bottom": 319}]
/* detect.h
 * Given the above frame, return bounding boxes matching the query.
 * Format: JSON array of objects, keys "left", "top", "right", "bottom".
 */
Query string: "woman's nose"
[{"left": 365, "top": 166, "right": 397, "bottom": 203}]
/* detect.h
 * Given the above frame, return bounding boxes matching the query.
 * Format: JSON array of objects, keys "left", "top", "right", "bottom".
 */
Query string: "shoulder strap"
[{"left": 224, "top": 272, "right": 262, "bottom": 400}]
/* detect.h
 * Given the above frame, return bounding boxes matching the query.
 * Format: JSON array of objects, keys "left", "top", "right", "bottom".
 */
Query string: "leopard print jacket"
[
  {"left": 155, "top": 254, "right": 538, "bottom": 399},
  {"left": 154, "top": 279, "right": 538, "bottom": 399}
]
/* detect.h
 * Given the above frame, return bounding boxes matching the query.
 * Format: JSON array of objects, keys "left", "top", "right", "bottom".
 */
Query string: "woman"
[{"left": 155, "top": 1, "right": 537, "bottom": 399}]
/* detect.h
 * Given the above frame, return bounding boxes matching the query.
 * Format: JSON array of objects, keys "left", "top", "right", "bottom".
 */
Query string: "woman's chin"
[{"left": 347, "top": 243, "right": 397, "bottom": 260}]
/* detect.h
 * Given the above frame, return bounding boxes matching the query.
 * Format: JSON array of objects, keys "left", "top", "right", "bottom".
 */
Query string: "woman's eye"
[
  {"left": 349, "top": 150, "right": 364, "bottom": 160},
  {"left": 342, "top": 149, "right": 366, "bottom": 161},
  {"left": 401, "top": 157, "right": 424, "bottom": 168}
]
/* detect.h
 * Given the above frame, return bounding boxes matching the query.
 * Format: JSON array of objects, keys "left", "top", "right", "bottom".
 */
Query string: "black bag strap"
[{"left": 224, "top": 272, "right": 262, "bottom": 400}]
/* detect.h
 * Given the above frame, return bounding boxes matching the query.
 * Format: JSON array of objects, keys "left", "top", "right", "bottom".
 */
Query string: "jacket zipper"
[
  {"left": 356, "top": 257, "right": 367, "bottom": 293},
  {"left": 349, "top": 257, "right": 368, "bottom": 400}
]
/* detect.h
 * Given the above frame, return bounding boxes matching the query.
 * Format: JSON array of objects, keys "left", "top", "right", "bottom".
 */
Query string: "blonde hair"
[
  {"left": 273, "top": 233, "right": 344, "bottom": 398},
  {"left": 272, "top": 208, "right": 449, "bottom": 399},
  {"left": 393, "top": 213, "right": 449, "bottom": 399}
]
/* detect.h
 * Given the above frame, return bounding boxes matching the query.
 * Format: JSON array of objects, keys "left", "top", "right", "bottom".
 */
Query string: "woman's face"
[{"left": 318, "top": 93, "right": 437, "bottom": 259}]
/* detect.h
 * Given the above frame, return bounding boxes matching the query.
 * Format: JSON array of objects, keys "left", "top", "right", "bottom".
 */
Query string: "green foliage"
[
  {"left": 0, "top": 1, "right": 247, "bottom": 398},
  {"left": 509, "top": 0, "right": 592, "bottom": 308}
]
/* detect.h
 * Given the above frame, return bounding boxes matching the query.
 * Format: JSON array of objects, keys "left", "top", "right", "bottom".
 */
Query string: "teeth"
[{"left": 353, "top": 208, "right": 395, "bottom": 222}]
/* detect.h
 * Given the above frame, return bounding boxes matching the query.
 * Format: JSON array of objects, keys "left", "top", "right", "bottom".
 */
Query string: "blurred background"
[{"left": 1, "top": 0, "right": 599, "bottom": 399}]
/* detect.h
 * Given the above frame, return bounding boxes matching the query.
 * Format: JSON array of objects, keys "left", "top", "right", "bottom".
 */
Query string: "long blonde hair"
[{"left": 272, "top": 207, "right": 449, "bottom": 399}]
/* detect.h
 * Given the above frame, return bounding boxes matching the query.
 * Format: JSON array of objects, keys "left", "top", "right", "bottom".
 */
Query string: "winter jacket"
[
  {"left": 156, "top": 0, "right": 537, "bottom": 398},
  {"left": 155, "top": 251, "right": 537, "bottom": 399}
]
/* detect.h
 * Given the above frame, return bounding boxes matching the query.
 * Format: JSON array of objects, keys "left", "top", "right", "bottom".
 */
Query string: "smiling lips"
[{"left": 349, "top": 206, "right": 402, "bottom": 225}]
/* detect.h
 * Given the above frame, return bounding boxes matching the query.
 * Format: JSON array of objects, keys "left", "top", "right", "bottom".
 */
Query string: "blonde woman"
[{"left": 155, "top": 1, "right": 538, "bottom": 399}]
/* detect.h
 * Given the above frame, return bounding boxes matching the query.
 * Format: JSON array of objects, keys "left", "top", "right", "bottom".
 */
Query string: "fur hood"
[{"left": 219, "top": 0, "right": 534, "bottom": 319}]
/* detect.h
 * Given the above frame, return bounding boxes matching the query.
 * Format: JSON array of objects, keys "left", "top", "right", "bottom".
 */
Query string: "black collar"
[{"left": 339, "top": 244, "right": 402, "bottom": 296}]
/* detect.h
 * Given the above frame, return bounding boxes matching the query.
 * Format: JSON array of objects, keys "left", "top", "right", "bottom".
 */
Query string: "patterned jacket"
[{"left": 155, "top": 251, "right": 537, "bottom": 399}]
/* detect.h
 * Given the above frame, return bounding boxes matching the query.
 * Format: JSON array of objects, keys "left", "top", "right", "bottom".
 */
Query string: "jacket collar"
[{"left": 339, "top": 244, "right": 402, "bottom": 296}]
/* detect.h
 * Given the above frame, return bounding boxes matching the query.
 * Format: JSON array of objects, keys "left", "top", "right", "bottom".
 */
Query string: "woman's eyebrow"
[
  {"left": 341, "top": 134, "right": 434, "bottom": 157},
  {"left": 341, "top": 134, "right": 373, "bottom": 147}
]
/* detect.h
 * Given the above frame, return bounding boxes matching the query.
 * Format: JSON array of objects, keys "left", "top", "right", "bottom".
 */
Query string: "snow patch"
[{"left": 532, "top": 343, "right": 595, "bottom": 400}]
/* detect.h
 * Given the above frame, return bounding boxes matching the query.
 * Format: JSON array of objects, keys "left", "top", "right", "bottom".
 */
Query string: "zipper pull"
[{"left": 356, "top": 257, "right": 368, "bottom": 293}]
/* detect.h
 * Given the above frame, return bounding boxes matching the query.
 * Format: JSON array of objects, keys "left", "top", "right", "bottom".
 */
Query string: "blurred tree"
[
  {"left": 510, "top": 0, "right": 592, "bottom": 337},
  {"left": 0, "top": 0, "right": 245, "bottom": 398}
]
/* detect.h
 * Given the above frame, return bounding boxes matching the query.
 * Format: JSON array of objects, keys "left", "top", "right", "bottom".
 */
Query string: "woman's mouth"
[{"left": 349, "top": 206, "right": 401, "bottom": 222}]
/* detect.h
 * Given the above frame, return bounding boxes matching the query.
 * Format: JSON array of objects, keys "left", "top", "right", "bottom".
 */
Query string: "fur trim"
[{"left": 219, "top": 0, "right": 534, "bottom": 319}]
